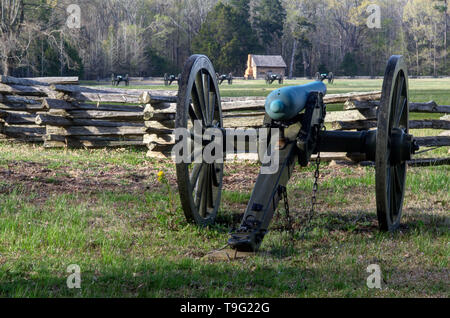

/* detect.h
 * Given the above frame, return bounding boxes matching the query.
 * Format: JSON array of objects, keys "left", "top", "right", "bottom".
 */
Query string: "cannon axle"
[{"left": 317, "top": 129, "right": 418, "bottom": 163}]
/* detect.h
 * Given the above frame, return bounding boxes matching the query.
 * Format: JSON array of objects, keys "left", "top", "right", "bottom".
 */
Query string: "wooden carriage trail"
[{"left": 0, "top": 75, "right": 448, "bottom": 166}]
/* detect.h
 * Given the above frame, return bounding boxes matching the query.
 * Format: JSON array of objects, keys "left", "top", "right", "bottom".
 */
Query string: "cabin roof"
[{"left": 252, "top": 55, "right": 287, "bottom": 68}]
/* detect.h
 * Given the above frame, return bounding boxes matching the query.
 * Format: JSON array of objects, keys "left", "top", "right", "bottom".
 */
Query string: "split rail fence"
[{"left": 0, "top": 76, "right": 448, "bottom": 165}]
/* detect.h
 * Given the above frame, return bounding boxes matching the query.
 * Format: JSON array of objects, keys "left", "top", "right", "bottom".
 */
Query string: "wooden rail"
[
  {"left": 140, "top": 91, "right": 449, "bottom": 163},
  {"left": 0, "top": 76, "right": 448, "bottom": 167}
]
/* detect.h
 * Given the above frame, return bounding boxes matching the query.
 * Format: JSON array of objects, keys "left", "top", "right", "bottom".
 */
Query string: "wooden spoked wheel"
[
  {"left": 175, "top": 55, "right": 224, "bottom": 226},
  {"left": 328, "top": 72, "right": 334, "bottom": 84},
  {"left": 315, "top": 72, "right": 321, "bottom": 81},
  {"left": 376, "top": 55, "right": 409, "bottom": 231},
  {"left": 164, "top": 73, "right": 169, "bottom": 86}
]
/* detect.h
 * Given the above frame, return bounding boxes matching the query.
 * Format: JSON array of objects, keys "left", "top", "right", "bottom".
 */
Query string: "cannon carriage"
[
  {"left": 216, "top": 73, "right": 233, "bottom": 85},
  {"left": 111, "top": 74, "right": 130, "bottom": 86},
  {"left": 316, "top": 72, "right": 334, "bottom": 84},
  {"left": 164, "top": 73, "right": 181, "bottom": 86},
  {"left": 265, "top": 72, "right": 284, "bottom": 85},
  {"left": 173, "top": 54, "right": 419, "bottom": 252}
]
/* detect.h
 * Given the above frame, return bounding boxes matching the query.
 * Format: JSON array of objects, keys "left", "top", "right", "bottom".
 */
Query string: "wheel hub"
[{"left": 389, "top": 128, "right": 418, "bottom": 165}]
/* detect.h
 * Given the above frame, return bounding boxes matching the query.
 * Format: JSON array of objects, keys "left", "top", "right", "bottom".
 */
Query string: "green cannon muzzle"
[{"left": 265, "top": 81, "right": 327, "bottom": 121}]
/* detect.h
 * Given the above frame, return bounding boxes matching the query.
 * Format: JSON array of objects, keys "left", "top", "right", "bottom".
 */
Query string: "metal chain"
[
  {"left": 281, "top": 97, "right": 326, "bottom": 240},
  {"left": 281, "top": 124, "right": 324, "bottom": 239},
  {"left": 281, "top": 152, "right": 321, "bottom": 240},
  {"left": 280, "top": 144, "right": 322, "bottom": 240},
  {"left": 414, "top": 146, "right": 443, "bottom": 155},
  {"left": 282, "top": 186, "right": 294, "bottom": 240},
  {"left": 301, "top": 124, "right": 325, "bottom": 236},
  {"left": 308, "top": 151, "right": 321, "bottom": 223}
]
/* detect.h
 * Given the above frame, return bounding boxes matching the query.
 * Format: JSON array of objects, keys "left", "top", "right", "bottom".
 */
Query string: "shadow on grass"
[
  {"left": 195, "top": 207, "right": 448, "bottom": 261},
  {"left": 215, "top": 211, "right": 244, "bottom": 228},
  {"left": 1, "top": 256, "right": 447, "bottom": 298}
]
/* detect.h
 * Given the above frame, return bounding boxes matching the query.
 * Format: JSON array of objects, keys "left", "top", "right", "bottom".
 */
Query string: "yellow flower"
[
  {"left": 157, "top": 171, "right": 165, "bottom": 182},
  {"left": 46, "top": 0, "right": 58, "bottom": 8}
]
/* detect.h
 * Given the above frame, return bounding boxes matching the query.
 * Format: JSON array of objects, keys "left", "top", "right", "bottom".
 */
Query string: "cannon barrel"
[{"left": 265, "top": 81, "right": 327, "bottom": 121}]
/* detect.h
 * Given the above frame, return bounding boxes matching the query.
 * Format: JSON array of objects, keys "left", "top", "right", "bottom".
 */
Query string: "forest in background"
[{"left": 1, "top": 0, "right": 448, "bottom": 79}]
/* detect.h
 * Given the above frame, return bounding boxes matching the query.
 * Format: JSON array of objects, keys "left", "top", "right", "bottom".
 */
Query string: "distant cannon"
[
  {"left": 217, "top": 73, "right": 233, "bottom": 85},
  {"left": 315, "top": 72, "right": 334, "bottom": 84},
  {"left": 111, "top": 74, "right": 129, "bottom": 86},
  {"left": 265, "top": 72, "right": 284, "bottom": 85},
  {"left": 164, "top": 73, "right": 181, "bottom": 86}
]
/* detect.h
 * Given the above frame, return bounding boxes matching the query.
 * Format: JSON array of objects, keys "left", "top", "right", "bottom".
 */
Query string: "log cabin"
[{"left": 244, "top": 54, "right": 287, "bottom": 79}]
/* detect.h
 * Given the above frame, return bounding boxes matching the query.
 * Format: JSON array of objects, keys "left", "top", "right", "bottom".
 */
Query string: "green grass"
[
  {"left": 83, "top": 78, "right": 450, "bottom": 104},
  {"left": 0, "top": 142, "right": 448, "bottom": 298},
  {"left": 1, "top": 78, "right": 449, "bottom": 298}
]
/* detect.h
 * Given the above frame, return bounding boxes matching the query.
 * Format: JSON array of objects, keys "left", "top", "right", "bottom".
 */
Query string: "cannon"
[
  {"left": 174, "top": 54, "right": 419, "bottom": 252},
  {"left": 164, "top": 73, "right": 181, "bottom": 86},
  {"left": 315, "top": 72, "right": 334, "bottom": 84},
  {"left": 265, "top": 72, "right": 284, "bottom": 85},
  {"left": 217, "top": 73, "right": 233, "bottom": 85},
  {"left": 112, "top": 74, "right": 130, "bottom": 86}
]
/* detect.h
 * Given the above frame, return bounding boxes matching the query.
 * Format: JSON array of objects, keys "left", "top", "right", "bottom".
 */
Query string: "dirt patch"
[
  {"left": 203, "top": 248, "right": 257, "bottom": 262},
  {"left": 223, "top": 163, "right": 260, "bottom": 192},
  {"left": 0, "top": 160, "right": 259, "bottom": 202},
  {"left": 0, "top": 161, "right": 162, "bottom": 198}
]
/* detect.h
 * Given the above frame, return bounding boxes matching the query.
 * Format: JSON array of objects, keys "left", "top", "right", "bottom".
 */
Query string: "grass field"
[{"left": 0, "top": 79, "right": 448, "bottom": 298}]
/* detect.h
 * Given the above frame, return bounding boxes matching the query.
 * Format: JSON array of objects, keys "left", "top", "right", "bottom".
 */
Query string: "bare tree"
[{"left": 0, "top": 0, "right": 24, "bottom": 75}]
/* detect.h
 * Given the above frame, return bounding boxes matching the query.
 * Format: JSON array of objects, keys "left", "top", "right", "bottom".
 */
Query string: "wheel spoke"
[
  {"left": 190, "top": 163, "right": 204, "bottom": 189},
  {"left": 188, "top": 104, "right": 202, "bottom": 128},
  {"left": 395, "top": 97, "right": 407, "bottom": 129},
  {"left": 211, "top": 162, "right": 220, "bottom": 187},
  {"left": 190, "top": 146, "right": 204, "bottom": 164},
  {"left": 389, "top": 166, "right": 396, "bottom": 221},
  {"left": 191, "top": 86, "right": 206, "bottom": 126},
  {"left": 188, "top": 104, "right": 200, "bottom": 123},
  {"left": 194, "top": 72, "right": 208, "bottom": 124},
  {"left": 209, "top": 92, "right": 216, "bottom": 123},
  {"left": 393, "top": 75, "right": 405, "bottom": 127},
  {"left": 207, "top": 165, "right": 214, "bottom": 210},
  {"left": 395, "top": 76, "right": 404, "bottom": 108},
  {"left": 393, "top": 165, "right": 405, "bottom": 214},
  {"left": 199, "top": 166, "right": 209, "bottom": 217},
  {"left": 195, "top": 165, "right": 207, "bottom": 213},
  {"left": 190, "top": 122, "right": 204, "bottom": 163},
  {"left": 202, "top": 73, "right": 211, "bottom": 124}
]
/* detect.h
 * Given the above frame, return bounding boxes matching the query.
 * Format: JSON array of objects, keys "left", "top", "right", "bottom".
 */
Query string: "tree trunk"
[
  {"left": 289, "top": 40, "right": 297, "bottom": 79},
  {"left": 2, "top": 58, "right": 10, "bottom": 76},
  {"left": 302, "top": 50, "right": 307, "bottom": 77},
  {"left": 60, "top": 36, "right": 64, "bottom": 76},
  {"left": 415, "top": 40, "right": 420, "bottom": 76},
  {"left": 445, "top": 0, "right": 448, "bottom": 74},
  {"left": 434, "top": 23, "right": 437, "bottom": 77}
]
